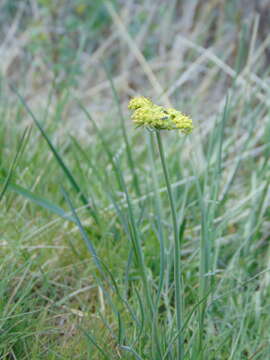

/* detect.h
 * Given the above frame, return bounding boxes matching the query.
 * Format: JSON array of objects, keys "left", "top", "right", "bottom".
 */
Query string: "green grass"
[{"left": 1, "top": 1, "right": 270, "bottom": 359}]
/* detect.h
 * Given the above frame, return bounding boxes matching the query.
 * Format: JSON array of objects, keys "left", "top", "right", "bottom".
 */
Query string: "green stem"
[{"left": 155, "top": 131, "right": 183, "bottom": 360}]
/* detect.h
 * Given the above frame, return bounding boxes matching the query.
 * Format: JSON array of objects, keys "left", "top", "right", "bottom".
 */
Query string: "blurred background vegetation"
[{"left": 1, "top": 0, "right": 269, "bottom": 108}]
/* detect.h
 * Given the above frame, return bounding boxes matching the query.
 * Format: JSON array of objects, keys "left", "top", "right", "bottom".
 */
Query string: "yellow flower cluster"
[{"left": 128, "top": 96, "right": 193, "bottom": 133}]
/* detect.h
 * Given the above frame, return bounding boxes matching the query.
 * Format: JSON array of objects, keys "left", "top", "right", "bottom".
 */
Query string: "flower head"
[
  {"left": 128, "top": 96, "right": 153, "bottom": 110},
  {"left": 166, "top": 108, "right": 193, "bottom": 134},
  {"left": 132, "top": 105, "right": 174, "bottom": 130},
  {"left": 128, "top": 96, "right": 193, "bottom": 133}
]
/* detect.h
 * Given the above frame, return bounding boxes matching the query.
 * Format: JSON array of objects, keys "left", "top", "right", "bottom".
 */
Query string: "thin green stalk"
[
  {"left": 147, "top": 132, "right": 166, "bottom": 360},
  {"left": 147, "top": 132, "right": 166, "bottom": 307},
  {"left": 155, "top": 131, "right": 183, "bottom": 360}
]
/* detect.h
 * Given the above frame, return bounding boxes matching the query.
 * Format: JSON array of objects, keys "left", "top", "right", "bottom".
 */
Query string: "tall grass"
[{"left": 1, "top": 1, "right": 270, "bottom": 359}]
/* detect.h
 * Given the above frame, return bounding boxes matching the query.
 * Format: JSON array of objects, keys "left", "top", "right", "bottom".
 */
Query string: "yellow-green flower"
[
  {"left": 132, "top": 106, "right": 174, "bottom": 130},
  {"left": 128, "top": 96, "right": 193, "bottom": 133},
  {"left": 166, "top": 108, "right": 193, "bottom": 134},
  {"left": 128, "top": 96, "right": 153, "bottom": 110}
]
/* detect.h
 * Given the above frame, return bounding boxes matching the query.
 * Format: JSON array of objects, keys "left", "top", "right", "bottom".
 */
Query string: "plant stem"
[{"left": 155, "top": 131, "right": 183, "bottom": 360}]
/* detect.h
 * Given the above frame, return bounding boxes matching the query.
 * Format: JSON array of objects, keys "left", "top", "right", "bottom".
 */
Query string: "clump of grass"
[
  {"left": 1, "top": 1, "right": 270, "bottom": 359},
  {"left": 1, "top": 85, "right": 270, "bottom": 359}
]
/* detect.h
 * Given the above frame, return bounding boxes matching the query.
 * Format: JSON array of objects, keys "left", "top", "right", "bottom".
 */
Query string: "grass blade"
[
  {"left": 0, "top": 127, "right": 30, "bottom": 203},
  {"left": 3, "top": 181, "right": 75, "bottom": 222},
  {"left": 11, "top": 86, "right": 98, "bottom": 223}
]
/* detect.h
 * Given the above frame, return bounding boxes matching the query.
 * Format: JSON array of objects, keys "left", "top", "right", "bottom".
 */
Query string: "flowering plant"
[{"left": 128, "top": 96, "right": 193, "bottom": 133}]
